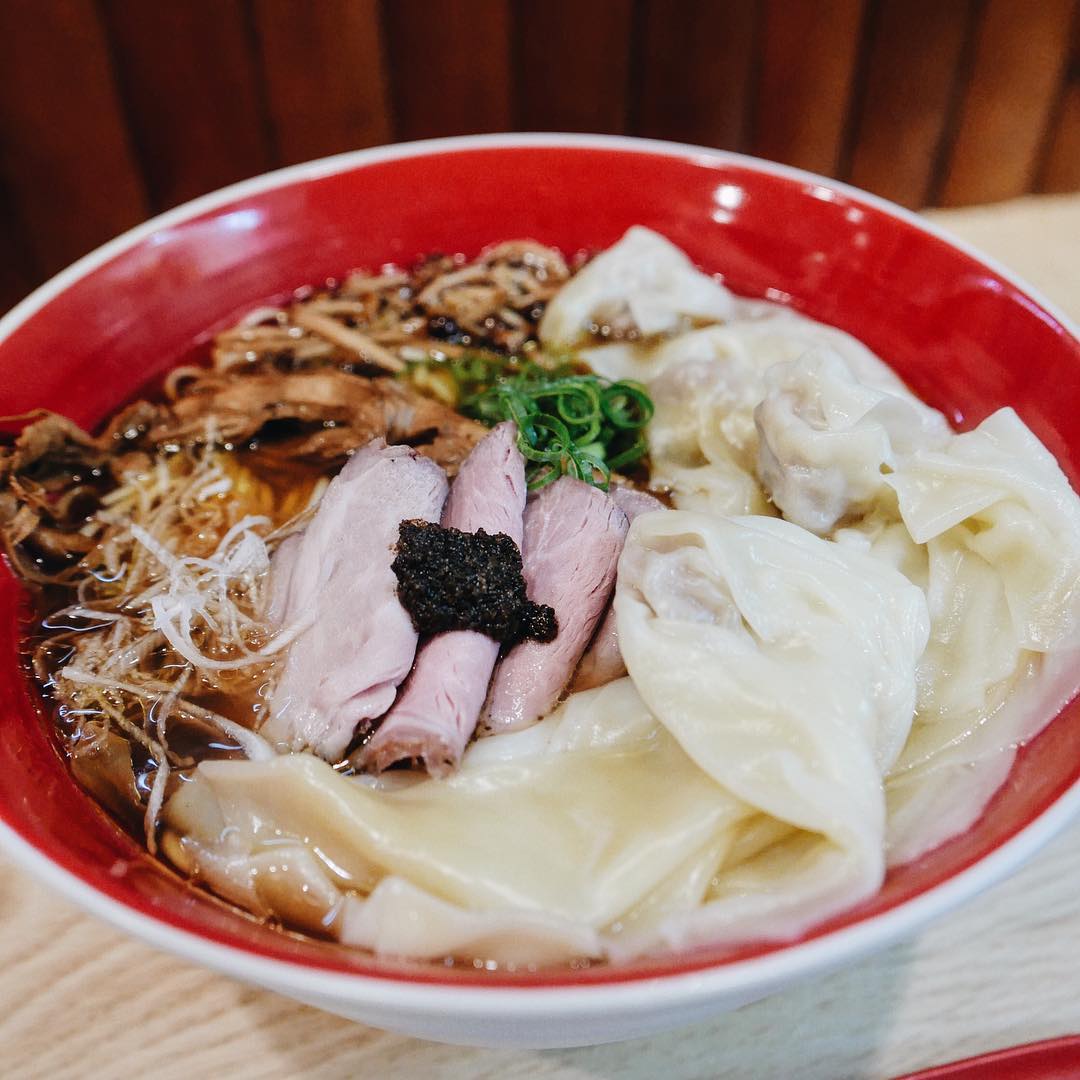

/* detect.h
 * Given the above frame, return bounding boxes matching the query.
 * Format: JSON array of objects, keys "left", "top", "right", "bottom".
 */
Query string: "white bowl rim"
[{"left": 1, "top": 131, "right": 1079, "bottom": 1019}]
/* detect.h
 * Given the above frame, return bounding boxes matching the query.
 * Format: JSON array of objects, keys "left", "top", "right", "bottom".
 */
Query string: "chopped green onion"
[{"left": 400, "top": 349, "right": 653, "bottom": 490}]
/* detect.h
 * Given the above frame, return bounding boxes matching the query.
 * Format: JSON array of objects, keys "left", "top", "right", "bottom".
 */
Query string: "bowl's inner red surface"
[{"left": 1, "top": 146, "right": 1078, "bottom": 987}]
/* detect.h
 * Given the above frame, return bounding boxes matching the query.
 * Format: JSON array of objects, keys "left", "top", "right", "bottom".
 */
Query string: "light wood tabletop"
[{"left": 2, "top": 194, "right": 1079, "bottom": 1080}]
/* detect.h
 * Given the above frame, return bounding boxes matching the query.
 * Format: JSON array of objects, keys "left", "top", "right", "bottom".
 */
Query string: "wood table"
[{"left": 2, "top": 194, "right": 1079, "bottom": 1080}]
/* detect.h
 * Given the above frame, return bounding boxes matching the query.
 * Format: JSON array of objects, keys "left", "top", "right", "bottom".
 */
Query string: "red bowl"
[{"left": 0, "top": 135, "right": 1078, "bottom": 1047}]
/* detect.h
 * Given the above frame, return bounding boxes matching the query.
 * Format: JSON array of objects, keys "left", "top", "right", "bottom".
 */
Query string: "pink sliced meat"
[
  {"left": 359, "top": 422, "right": 526, "bottom": 776},
  {"left": 480, "top": 477, "right": 629, "bottom": 735},
  {"left": 262, "top": 439, "right": 448, "bottom": 760},
  {"left": 266, "top": 532, "right": 301, "bottom": 626},
  {"left": 571, "top": 486, "right": 665, "bottom": 692}
]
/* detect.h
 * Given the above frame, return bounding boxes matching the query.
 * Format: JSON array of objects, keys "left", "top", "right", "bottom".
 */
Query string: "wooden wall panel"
[
  {"left": 938, "top": 0, "right": 1076, "bottom": 207},
  {"left": 634, "top": 0, "right": 759, "bottom": 149},
  {"left": 100, "top": 0, "right": 273, "bottom": 212},
  {"left": 515, "top": 1, "right": 635, "bottom": 134},
  {"left": 253, "top": 0, "right": 392, "bottom": 166},
  {"left": 1040, "top": 9, "right": 1080, "bottom": 193},
  {"left": 382, "top": 0, "right": 512, "bottom": 139},
  {"left": 1, "top": 0, "right": 1079, "bottom": 311},
  {"left": 0, "top": 189, "right": 37, "bottom": 312},
  {"left": 847, "top": 0, "right": 976, "bottom": 209},
  {"left": 0, "top": 0, "right": 148, "bottom": 276},
  {"left": 752, "top": 0, "right": 867, "bottom": 176}
]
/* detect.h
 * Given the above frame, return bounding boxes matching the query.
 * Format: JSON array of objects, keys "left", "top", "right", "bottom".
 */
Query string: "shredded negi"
[{"left": 392, "top": 520, "right": 557, "bottom": 645}]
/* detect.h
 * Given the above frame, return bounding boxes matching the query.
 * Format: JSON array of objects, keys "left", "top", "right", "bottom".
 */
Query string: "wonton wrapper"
[
  {"left": 169, "top": 680, "right": 754, "bottom": 965},
  {"left": 611, "top": 510, "right": 929, "bottom": 954},
  {"left": 579, "top": 298, "right": 923, "bottom": 392},
  {"left": 539, "top": 226, "right": 736, "bottom": 345},
  {"left": 603, "top": 318, "right": 932, "bottom": 518},
  {"left": 739, "top": 347, "right": 1080, "bottom": 866},
  {"left": 873, "top": 407, "right": 1080, "bottom": 860},
  {"left": 755, "top": 350, "right": 950, "bottom": 534},
  {"left": 885, "top": 407, "right": 1080, "bottom": 650}
]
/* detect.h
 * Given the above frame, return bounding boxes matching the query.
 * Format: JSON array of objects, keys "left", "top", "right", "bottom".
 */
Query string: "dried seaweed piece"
[{"left": 392, "top": 519, "right": 556, "bottom": 646}]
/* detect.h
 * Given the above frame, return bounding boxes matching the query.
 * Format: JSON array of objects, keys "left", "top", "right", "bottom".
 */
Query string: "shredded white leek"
[{"left": 45, "top": 441, "right": 294, "bottom": 848}]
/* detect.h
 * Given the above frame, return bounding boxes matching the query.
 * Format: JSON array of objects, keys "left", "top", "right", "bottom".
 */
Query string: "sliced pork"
[
  {"left": 481, "top": 477, "right": 629, "bottom": 734},
  {"left": 360, "top": 422, "right": 527, "bottom": 776},
  {"left": 262, "top": 439, "right": 448, "bottom": 760},
  {"left": 571, "top": 486, "right": 665, "bottom": 692},
  {"left": 266, "top": 533, "right": 301, "bottom": 626}
]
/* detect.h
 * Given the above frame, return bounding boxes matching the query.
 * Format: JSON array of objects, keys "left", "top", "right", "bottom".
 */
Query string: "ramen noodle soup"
[{"left": 4, "top": 227, "right": 1079, "bottom": 968}]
